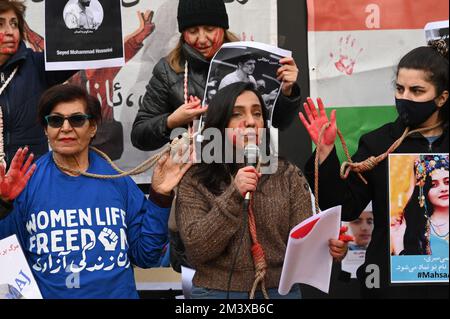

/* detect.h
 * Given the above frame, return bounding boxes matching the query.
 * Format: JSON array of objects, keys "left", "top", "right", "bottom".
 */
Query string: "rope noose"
[
  {"left": 54, "top": 60, "right": 195, "bottom": 178},
  {"left": 313, "top": 120, "right": 444, "bottom": 213},
  {"left": 247, "top": 162, "right": 269, "bottom": 299},
  {"left": 248, "top": 196, "right": 269, "bottom": 299},
  {"left": 53, "top": 133, "right": 191, "bottom": 178},
  {"left": 338, "top": 121, "right": 444, "bottom": 183}
]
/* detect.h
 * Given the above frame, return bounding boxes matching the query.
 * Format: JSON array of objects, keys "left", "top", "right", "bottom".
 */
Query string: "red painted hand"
[
  {"left": 299, "top": 97, "right": 337, "bottom": 146},
  {"left": 0, "top": 147, "right": 36, "bottom": 202}
]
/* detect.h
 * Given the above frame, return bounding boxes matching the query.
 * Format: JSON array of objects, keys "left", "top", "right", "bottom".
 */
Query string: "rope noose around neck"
[
  {"left": 314, "top": 121, "right": 444, "bottom": 214},
  {"left": 53, "top": 133, "right": 191, "bottom": 178},
  {"left": 53, "top": 61, "right": 194, "bottom": 178},
  {"left": 245, "top": 161, "right": 269, "bottom": 299}
]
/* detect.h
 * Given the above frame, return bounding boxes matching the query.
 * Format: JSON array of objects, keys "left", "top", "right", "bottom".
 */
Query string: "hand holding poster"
[
  {"left": 389, "top": 154, "right": 449, "bottom": 283},
  {"left": 202, "top": 41, "right": 291, "bottom": 126},
  {"left": 278, "top": 205, "right": 341, "bottom": 294},
  {"left": 0, "top": 235, "right": 43, "bottom": 299},
  {"left": 341, "top": 202, "right": 373, "bottom": 278}
]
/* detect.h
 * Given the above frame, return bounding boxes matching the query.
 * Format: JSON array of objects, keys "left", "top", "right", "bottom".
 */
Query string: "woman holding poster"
[
  {"left": 299, "top": 40, "right": 449, "bottom": 298},
  {"left": 131, "top": 0, "right": 301, "bottom": 151},
  {"left": 391, "top": 154, "right": 449, "bottom": 256}
]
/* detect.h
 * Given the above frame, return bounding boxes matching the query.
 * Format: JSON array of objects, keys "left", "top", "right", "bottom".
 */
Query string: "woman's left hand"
[
  {"left": 0, "top": 147, "right": 36, "bottom": 202},
  {"left": 151, "top": 144, "right": 192, "bottom": 196},
  {"left": 329, "top": 226, "right": 353, "bottom": 262},
  {"left": 277, "top": 57, "right": 299, "bottom": 97}
]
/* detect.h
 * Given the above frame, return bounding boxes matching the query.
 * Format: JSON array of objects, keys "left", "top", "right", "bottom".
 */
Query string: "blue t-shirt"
[{"left": 0, "top": 151, "right": 170, "bottom": 299}]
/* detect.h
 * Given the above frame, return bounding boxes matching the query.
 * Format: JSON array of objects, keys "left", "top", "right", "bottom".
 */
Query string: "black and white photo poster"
[
  {"left": 203, "top": 41, "right": 291, "bottom": 123},
  {"left": 45, "top": 0, "right": 124, "bottom": 70}
]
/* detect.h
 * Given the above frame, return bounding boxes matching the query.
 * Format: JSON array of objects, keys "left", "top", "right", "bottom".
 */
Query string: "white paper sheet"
[
  {"left": 0, "top": 235, "right": 43, "bottom": 299},
  {"left": 278, "top": 206, "right": 341, "bottom": 294},
  {"left": 181, "top": 265, "right": 196, "bottom": 299}
]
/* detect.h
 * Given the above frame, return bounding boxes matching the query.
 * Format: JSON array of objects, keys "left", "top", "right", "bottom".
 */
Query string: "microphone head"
[{"left": 244, "top": 143, "right": 260, "bottom": 167}]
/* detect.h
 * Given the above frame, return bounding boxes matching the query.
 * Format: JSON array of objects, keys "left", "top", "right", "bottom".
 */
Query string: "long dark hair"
[
  {"left": 396, "top": 40, "right": 449, "bottom": 122},
  {"left": 403, "top": 176, "right": 434, "bottom": 255},
  {"left": 194, "top": 82, "right": 270, "bottom": 195},
  {"left": 403, "top": 155, "right": 449, "bottom": 255}
]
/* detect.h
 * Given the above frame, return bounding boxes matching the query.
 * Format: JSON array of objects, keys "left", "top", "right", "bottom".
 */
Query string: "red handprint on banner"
[{"left": 329, "top": 35, "right": 363, "bottom": 76}]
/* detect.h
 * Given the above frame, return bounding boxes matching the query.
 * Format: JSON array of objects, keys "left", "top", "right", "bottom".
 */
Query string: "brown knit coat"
[{"left": 175, "top": 159, "right": 313, "bottom": 292}]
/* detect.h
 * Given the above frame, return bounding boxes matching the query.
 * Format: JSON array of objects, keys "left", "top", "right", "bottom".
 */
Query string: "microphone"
[{"left": 243, "top": 144, "right": 260, "bottom": 203}]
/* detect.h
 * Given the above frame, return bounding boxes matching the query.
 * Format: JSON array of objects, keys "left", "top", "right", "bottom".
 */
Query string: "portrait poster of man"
[
  {"left": 341, "top": 202, "right": 374, "bottom": 278},
  {"left": 203, "top": 41, "right": 291, "bottom": 124},
  {"left": 389, "top": 153, "right": 449, "bottom": 284},
  {"left": 45, "top": 0, "right": 124, "bottom": 70}
]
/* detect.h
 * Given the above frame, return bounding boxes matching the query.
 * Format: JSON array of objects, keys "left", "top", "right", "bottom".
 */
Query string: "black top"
[{"left": 305, "top": 118, "right": 449, "bottom": 298}]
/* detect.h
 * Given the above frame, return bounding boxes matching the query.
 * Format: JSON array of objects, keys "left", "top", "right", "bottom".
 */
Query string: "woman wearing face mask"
[
  {"left": 299, "top": 40, "right": 449, "bottom": 299},
  {"left": 131, "top": 0, "right": 302, "bottom": 152}
]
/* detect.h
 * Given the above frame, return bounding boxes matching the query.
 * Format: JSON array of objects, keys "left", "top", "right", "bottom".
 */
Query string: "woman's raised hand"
[
  {"left": 299, "top": 97, "right": 337, "bottom": 162},
  {"left": 0, "top": 147, "right": 36, "bottom": 202}
]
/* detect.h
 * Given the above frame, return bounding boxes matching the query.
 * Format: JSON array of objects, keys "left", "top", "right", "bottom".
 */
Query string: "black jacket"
[
  {"left": 0, "top": 42, "right": 76, "bottom": 165},
  {"left": 131, "top": 43, "right": 302, "bottom": 151},
  {"left": 305, "top": 118, "right": 449, "bottom": 298}
]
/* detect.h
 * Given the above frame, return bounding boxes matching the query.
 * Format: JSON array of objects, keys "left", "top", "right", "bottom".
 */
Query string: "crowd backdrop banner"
[
  {"left": 307, "top": 0, "right": 449, "bottom": 161},
  {"left": 24, "top": 0, "right": 277, "bottom": 184}
]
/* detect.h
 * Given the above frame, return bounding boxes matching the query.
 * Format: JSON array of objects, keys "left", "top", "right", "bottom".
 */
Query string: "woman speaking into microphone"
[{"left": 175, "top": 82, "right": 349, "bottom": 299}]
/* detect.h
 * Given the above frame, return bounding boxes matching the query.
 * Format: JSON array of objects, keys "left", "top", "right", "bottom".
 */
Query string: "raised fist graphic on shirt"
[{"left": 98, "top": 228, "right": 119, "bottom": 251}]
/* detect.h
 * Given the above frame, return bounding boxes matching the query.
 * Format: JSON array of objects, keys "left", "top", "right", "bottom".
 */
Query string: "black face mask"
[{"left": 395, "top": 98, "right": 438, "bottom": 127}]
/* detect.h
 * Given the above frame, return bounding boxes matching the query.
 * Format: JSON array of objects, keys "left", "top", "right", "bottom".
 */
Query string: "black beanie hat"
[{"left": 177, "top": 0, "right": 229, "bottom": 33}]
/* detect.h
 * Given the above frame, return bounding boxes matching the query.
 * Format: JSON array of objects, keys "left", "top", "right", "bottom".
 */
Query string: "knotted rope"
[
  {"left": 245, "top": 162, "right": 269, "bottom": 299},
  {"left": 339, "top": 122, "right": 443, "bottom": 181},
  {"left": 248, "top": 195, "right": 269, "bottom": 299},
  {"left": 313, "top": 120, "right": 444, "bottom": 214}
]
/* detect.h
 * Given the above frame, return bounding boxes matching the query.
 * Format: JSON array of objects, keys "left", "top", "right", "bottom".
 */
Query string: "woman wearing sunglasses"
[{"left": 0, "top": 84, "right": 192, "bottom": 298}]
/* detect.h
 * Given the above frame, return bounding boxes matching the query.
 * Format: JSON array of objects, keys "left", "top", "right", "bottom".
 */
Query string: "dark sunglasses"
[{"left": 44, "top": 114, "right": 92, "bottom": 128}]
